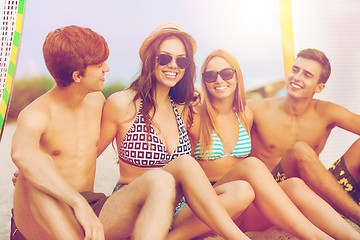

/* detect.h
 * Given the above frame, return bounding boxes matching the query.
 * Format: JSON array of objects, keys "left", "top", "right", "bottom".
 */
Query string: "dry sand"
[{"left": 0, "top": 123, "right": 358, "bottom": 240}]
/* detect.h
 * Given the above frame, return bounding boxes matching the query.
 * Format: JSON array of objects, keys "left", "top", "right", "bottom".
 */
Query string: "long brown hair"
[
  {"left": 199, "top": 49, "right": 249, "bottom": 158},
  {"left": 129, "top": 33, "right": 196, "bottom": 131}
]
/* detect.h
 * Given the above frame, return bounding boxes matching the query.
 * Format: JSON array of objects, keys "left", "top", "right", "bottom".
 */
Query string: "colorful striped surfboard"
[{"left": 0, "top": 0, "right": 25, "bottom": 141}]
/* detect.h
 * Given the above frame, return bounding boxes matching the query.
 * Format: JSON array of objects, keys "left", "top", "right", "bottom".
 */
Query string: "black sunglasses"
[
  {"left": 157, "top": 54, "right": 190, "bottom": 69},
  {"left": 202, "top": 68, "right": 236, "bottom": 83}
]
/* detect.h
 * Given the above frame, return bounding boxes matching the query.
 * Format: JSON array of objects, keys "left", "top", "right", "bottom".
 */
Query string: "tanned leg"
[
  {"left": 343, "top": 138, "right": 360, "bottom": 185},
  {"left": 99, "top": 169, "right": 175, "bottom": 240},
  {"left": 281, "top": 141, "right": 360, "bottom": 226},
  {"left": 163, "top": 155, "right": 250, "bottom": 240},
  {"left": 167, "top": 181, "right": 254, "bottom": 240},
  {"left": 14, "top": 175, "right": 84, "bottom": 240},
  {"left": 215, "top": 157, "right": 332, "bottom": 240},
  {"left": 280, "top": 178, "right": 360, "bottom": 240}
]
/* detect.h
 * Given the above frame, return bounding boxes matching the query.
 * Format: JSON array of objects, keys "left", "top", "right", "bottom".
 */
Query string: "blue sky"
[{"left": 15, "top": 0, "right": 285, "bottom": 90}]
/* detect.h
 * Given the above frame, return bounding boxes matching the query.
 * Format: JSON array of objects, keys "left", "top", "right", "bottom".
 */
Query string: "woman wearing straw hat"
[
  {"left": 168, "top": 49, "right": 360, "bottom": 240},
  {"left": 98, "top": 22, "right": 253, "bottom": 239}
]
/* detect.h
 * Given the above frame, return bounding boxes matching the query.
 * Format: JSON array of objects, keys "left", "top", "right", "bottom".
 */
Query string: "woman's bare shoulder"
[
  {"left": 104, "top": 88, "right": 139, "bottom": 121},
  {"left": 106, "top": 89, "right": 137, "bottom": 109}
]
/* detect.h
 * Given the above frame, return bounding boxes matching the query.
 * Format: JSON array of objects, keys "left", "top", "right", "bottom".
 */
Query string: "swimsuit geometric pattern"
[{"left": 118, "top": 99, "right": 191, "bottom": 168}]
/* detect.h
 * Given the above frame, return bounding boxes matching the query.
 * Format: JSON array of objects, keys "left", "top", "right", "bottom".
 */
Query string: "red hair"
[{"left": 43, "top": 25, "right": 109, "bottom": 87}]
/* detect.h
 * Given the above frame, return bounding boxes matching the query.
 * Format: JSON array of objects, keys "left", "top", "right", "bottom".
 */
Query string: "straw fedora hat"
[{"left": 139, "top": 21, "right": 197, "bottom": 62}]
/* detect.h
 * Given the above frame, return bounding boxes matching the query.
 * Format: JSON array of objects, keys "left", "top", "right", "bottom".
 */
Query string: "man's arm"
[
  {"left": 12, "top": 106, "right": 104, "bottom": 240},
  {"left": 321, "top": 101, "right": 360, "bottom": 134},
  {"left": 12, "top": 106, "right": 82, "bottom": 203},
  {"left": 246, "top": 98, "right": 266, "bottom": 127}
]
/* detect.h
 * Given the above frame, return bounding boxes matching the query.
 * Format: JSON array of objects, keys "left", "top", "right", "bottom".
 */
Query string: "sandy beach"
[{"left": 1, "top": 123, "right": 358, "bottom": 240}]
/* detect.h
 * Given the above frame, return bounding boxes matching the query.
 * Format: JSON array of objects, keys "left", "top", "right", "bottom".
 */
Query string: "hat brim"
[{"left": 139, "top": 29, "right": 197, "bottom": 62}]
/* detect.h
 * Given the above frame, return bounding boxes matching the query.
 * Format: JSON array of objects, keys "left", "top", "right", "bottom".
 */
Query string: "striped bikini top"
[
  {"left": 118, "top": 99, "right": 191, "bottom": 168},
  {"left": 193, "top": 110, "right": 251, "bottom": 161}
]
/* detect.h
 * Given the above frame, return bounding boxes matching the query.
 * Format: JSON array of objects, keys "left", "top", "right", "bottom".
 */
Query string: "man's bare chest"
[
  {"left": 254, "top": 112, "right": 329, "bottom": 151},
  {"left": 41, "top": 114, "right": 100, "bottom": 158}
]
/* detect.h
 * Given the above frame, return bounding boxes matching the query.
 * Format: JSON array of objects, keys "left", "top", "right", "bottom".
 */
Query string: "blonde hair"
[{"left": 199, "top": 49, "right": 249, "bottom": 158}]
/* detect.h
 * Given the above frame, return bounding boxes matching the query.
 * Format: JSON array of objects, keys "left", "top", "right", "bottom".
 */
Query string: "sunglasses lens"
[
  {"left": 158, "top": 54, "right": 190, "bottom": 69},
  {"left": 219, "top": 68, "right": 235, "bottom": 80},
  {"left": 158, "top": 54, "right": 172, "bottom": 66},
  {"left": 202, "top": 68, "right": 235, "bottom": 83},
  {"left": 202, "top": 71, "right": 217, "bottom": 83},
  {"left": 176, "top": 57, "right": 190, "bottom": 69}
]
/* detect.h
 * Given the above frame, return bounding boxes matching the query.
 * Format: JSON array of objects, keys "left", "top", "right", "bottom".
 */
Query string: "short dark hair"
[{"left": 297, "top": 48, "right": 331, "bottom": 84}]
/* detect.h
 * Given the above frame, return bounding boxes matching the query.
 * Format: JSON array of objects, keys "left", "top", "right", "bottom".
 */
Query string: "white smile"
[
  {"left": 215, "top": 86, "right": 228, "bottom": 90},
  {"left": 290, "top": 82, "right": 302, "bottom": 89},
  {"left": 164, "top": 71, "right": 177, "bottom": 78}
]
